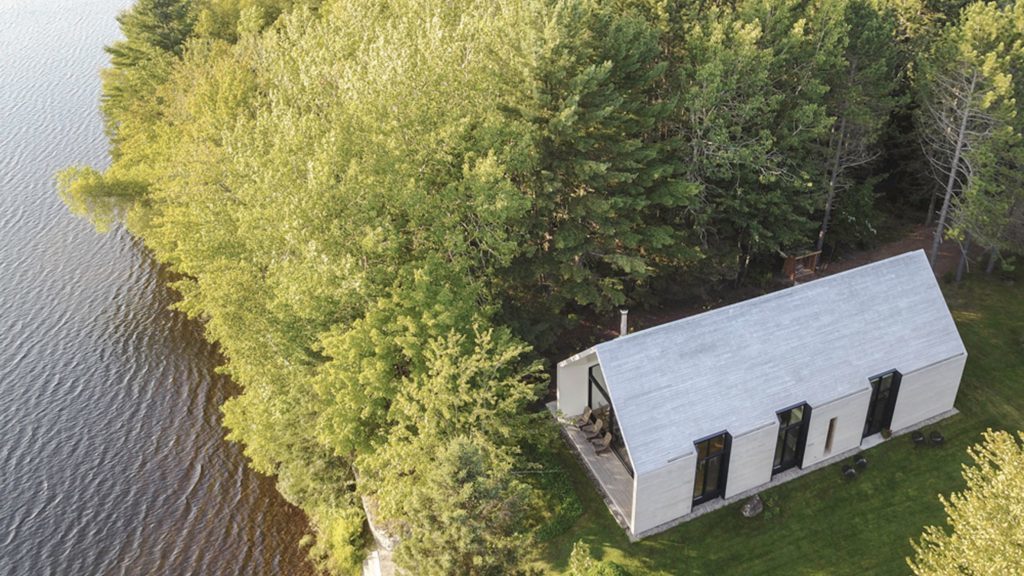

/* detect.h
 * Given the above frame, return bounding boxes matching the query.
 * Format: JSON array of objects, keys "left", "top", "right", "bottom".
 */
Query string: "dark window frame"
[
  {"left": 772, "top": 402, "right": 811, "bottom": 476},
  {"left": 692, "top": 430, "right": 731, "bottom": 505},
  {"left": 863, "top": 370, "right": 902, "bottom": 438}
]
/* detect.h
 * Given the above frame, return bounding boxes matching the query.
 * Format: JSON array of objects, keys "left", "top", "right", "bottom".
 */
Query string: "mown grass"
[{"left": 539, "top": 271, "right": 1023, "bottom": 575}]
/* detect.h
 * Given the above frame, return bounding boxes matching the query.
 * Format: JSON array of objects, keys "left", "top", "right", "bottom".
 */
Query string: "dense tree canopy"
[
  {"left": 59, "top": 0, "right": 1023, "bottom": 573},
  {"left": 916, "top": 0, "right": 1024, "bottom": 269},
  {"left": 908, "top": 429, "right": 1024, "bottom": 575}
]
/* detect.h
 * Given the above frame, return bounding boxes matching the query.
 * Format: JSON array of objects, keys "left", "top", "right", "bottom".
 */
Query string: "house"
[{"left": 555, "top": 250, "right": 967, "bottom": 539}]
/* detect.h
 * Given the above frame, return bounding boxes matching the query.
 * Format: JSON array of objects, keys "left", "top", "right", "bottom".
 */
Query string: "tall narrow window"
[
  {"left": 863, "top": 370, "right": 902, "bottom": 438},
  {"left": 692, "top": 432, "right": 731, "bottom": 505},
  {"left": 587, "top": 365, "right": 634, "bottom": 477},
  {"left": 824, "top": 418, "right": 837, "bottom": 455},
  {"left": 772, "top": 403, "right": 811, "bottom": 476}
]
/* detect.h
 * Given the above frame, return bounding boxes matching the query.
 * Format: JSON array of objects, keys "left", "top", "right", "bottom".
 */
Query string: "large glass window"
[
  {"left": 863, "top": 370, "right": 901, "bottom": 438},
  {"left": 588, "top": 365, "right": 633, "bottom": 477},
  {"left": 773, "top": 403, "right": 810, "bottom": 475},
  {"left": 693, "top": 432, "right": 730, "bottom": 505},
  {"left": 588, "top": 364, "right": 610, "bottom": 410}
]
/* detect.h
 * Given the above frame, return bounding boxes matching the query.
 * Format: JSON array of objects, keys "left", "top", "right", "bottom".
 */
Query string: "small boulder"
[{"left": 741, "top": 495, "right": 764, "bottom": 518}]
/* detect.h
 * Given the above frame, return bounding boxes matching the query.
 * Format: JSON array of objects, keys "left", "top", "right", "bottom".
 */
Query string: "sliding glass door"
[
  {"left": 693, "top": 432, "right": 731, "bottom": 505},
  {"left": 863, "top": 371, "right": 901, "bottom": 438},
  {"left": 773, "top": 403, "right": 810, "bottom": 475}
]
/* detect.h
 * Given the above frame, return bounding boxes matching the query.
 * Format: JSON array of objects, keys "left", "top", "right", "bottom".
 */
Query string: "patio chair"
[
  {"left": 854, "top": 454, "right": 868, "bottom": 470},
  {"left": 591, "top": 432, "right": 613, "bottom": 454},
  {"left": 586, "top": 418, "right": 606, "bottom": 440},
  {"left": 842, "top": 464, "right": 857, "bottom": 480},
  {"left": 572, "top": 406, "right": 594, "bottom": 429},
  {"left": 930, "top": 431, "right": 945, "bottom": 447},
  {"left": 911, "top": 430, "right": 926, "bottom": 447}
]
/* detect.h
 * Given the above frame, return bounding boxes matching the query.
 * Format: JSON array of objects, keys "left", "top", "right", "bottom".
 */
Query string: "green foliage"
[
  {"left": 507, "top": 0, "right": 699, "bottom": 314},
  {"left": 760, "top": 493, "right": 782, "bottom": 521},
  {"left": 631, "top": 0, "right": 850, "bottom": 280},
  {"left": 528, "top": 433, "right": 584, "bottom": 543},
  {"left": 194, "top": 0, "right": 316, "bottom": 42},
  {"left": 59, "top": 0, "right": 1024, "bottom": 574},
  {"left": 567, "top": 541, "right": 630, "bottom": 576},
  {"left": 362, "top": 435, "right": 539, "bottom": 576},
  {"left": 817, "top": 0, "right": 903, "bottom": 251},
  {"left": 55, "top": 167, "right": 148, "bottom": 232},
  {"left": 943, "top": 1, "right": 1024, "bottom": 259},
  {"left": 908, "top": 429, "right": 1024, "bottom": 575},
  {"left": 112, "top": 0, "right": 196, "bottom": 57},
  {"left": 916, "top": 0, "right": 1024, "bottom": 262},
  {"left": 102, "top": 0, "right": 195, "bottom": 145},
  {"left": 308, "top": 505, "right": 365, "bottom": 576},
  {"left": 828, "top": 176, "right": 886, "bottom": 249}
]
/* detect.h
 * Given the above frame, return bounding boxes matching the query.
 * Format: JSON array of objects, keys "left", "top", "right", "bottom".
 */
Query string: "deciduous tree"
[{"left": 908, "top": 429, "right": 1024, "bottom": 575}]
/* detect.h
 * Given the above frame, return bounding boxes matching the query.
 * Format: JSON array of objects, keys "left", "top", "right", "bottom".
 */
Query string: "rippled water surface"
[{"left": 0, "top": 2, "right": 315, "bottom": 574}]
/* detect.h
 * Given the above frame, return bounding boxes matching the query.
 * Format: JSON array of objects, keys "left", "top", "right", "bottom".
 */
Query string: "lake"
[{"left": 0, "top": 1, "right": 315, "bottom": 573}]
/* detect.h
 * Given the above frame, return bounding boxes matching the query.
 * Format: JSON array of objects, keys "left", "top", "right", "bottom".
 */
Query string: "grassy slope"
[{"left": 540, "top": 272, "right": 1023, "bottom": 575}]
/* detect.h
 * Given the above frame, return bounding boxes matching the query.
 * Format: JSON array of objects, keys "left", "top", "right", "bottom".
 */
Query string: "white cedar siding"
[
  {"left": 801, "top": 387, "right": 873, "bottom": 468},
  {"left": 556, "top": 351, "right": 596, "bottom": 417},
  {"left": 723, "top": 421, "right": 777, "bottom": 498},
  {"left": 631, "top": 453, "right": 694, "bottom": 535},
  {"left": 890, "top": 353, "right": 967, "bottom": 432}
]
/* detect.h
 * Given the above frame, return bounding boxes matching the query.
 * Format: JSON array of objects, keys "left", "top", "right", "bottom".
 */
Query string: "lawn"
[{"left": 538, "top": 271, "right": 1024, "bottom": 575}]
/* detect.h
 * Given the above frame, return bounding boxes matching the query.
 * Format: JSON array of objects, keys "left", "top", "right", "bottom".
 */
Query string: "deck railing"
[{"left": 782, "top": 250, "right": 822, "bottom": 282}]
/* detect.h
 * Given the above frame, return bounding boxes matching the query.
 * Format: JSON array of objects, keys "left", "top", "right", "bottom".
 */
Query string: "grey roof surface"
[{"left": 594, "top": 250, "right": 966, "bottom": 476}]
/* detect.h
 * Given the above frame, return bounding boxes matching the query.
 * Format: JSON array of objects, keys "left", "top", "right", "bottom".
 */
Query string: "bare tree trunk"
[
  {"left": 986, "top": 247, "right": 999, "bottom": 274},
  {"left": 817, "top": 116, "right": 846, "bottom": 252},
  {"left": 930, "top": 74, "right": 976, "bottom": 268},
  {"left": 925, "top": 191, "right": 938, "bottom": 226},
  {"left": 955, "top": 234, "right": 971, "bottom": 283},
  {"left": 736, "top": 237, "right": 750, "bottom": 287}
]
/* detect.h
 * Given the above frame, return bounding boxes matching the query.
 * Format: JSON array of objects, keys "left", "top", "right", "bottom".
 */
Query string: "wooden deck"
[{"left": 547, "top": 402, "right": 633, "bottom": 532}]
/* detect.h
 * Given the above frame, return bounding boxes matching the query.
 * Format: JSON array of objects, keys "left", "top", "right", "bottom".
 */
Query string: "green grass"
[{"left": 538, "top": 272, "right": 1024, "bottom": 575}]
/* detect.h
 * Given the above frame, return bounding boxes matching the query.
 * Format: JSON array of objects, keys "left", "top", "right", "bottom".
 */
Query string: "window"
[
  {"left": 824, "top": 417, "right": 837, "bottom": 455},
  {"left": 693, "top": 432, "right": 731, "bottom": 505},
  {"left": 588, "top": 365, "right": 634, "bottom": 477},
  {"left": 863, "top": 370, "right": 902, "bottom": 438},
  {"left": 587, "top": 364, "right": 610, "bottom": 410},
  {"left": 772, "top": 403, "right": 811, "bottom": 475}
]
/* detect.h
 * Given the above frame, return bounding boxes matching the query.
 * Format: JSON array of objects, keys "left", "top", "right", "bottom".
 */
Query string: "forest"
[{"left": 59, "top": 0, "right": 1023, "bottom": 573}]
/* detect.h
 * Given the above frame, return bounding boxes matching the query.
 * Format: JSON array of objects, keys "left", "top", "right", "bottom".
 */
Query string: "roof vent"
[{"left": 619, "top": 308, "right": 629, "bottom": 337}]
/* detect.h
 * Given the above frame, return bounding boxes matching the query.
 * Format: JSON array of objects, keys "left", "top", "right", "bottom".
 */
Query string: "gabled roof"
[{"left": 593, "top": 250, "right": 966, "bottom": 476}]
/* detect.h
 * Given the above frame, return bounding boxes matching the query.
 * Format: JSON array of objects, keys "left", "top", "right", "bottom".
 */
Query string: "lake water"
[{"left": 0, "top": 1, "right": 315, "bottom": 573}]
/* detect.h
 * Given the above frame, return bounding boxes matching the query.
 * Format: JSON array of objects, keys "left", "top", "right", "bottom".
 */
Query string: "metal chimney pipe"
[{"left": 619, "top": 308, "right": 628, "bottom": 337}]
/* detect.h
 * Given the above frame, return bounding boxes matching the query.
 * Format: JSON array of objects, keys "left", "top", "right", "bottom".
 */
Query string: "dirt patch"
[{"left": 819, "top": 224, "right": 970, "bottom": 279}]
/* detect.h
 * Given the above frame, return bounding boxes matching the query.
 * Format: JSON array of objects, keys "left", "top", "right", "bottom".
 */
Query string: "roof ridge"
[{"left": 597, "top": 249, "right": 928, "bottom": 350}]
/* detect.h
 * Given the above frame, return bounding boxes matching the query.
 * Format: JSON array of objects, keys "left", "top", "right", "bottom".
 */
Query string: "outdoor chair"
[
  {"left": 586, "top": 418, "right": 606, "bottom": 440},
  {"left": 842, "top": 465, "right": 857, "bottom": 480},
  {"left": 591, "top": 432, "right": 613, "bottom": 454},
  {"left": 911, "top": 430, "right": 926, "bottom": 447},
  {"left": 581, "top": 411, "right": 600, "bottom": 432},
  {"left": 930, "top": 431, "right": 945, "bottom": 447},
  {"left": 572, "top": 406, "right": 594, "bottom": 429},
  {"left": 854, "top": 454, "right": 868, "bottom": 470}
]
